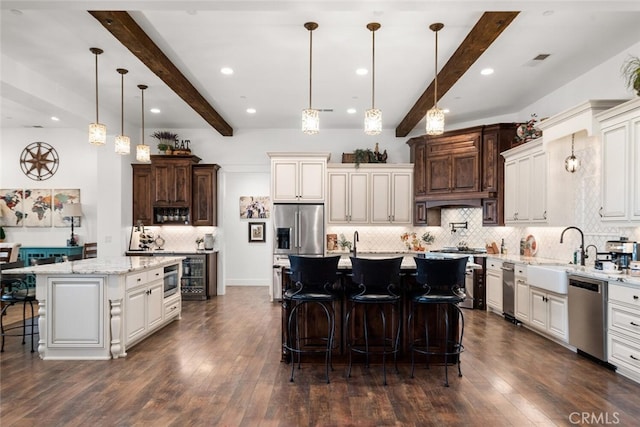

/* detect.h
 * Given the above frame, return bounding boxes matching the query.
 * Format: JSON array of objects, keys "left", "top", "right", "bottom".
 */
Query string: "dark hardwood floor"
[{"left": 2, "top": 286, "right": 640, "bottom": 426}]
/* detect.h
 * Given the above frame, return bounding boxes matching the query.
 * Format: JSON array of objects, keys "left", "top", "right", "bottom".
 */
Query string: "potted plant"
[
  {"left": 338, "top": 234, "right": 352, "bottom": 251},
  {"left": 151, "top": 131, "right": 179, "bottom": 154},
  {"left": 621, "top": 55, "right": 640, "bottom": 96}
]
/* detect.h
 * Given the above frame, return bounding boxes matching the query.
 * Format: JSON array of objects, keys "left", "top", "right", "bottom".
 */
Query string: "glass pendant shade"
[
  {"left": 136, "top": 143, "right": 150, "bottom": 162},
  {"left": 364, "top": 108, "right": 382, "bottom": 135},
  {"left": 89, "top": 123, "right": 107, "bottom": 146},
  {"left": 426, "top": 106, "right": 445, "bottom": 135},
  {"left": 565, "top": 155, "right": 580, "bottom": 173},
  {"left": 302, "top": 108, "right": 320, "bottom": 134},
  {"left": 115, "top": 135, "right": 131, "bottom": 154}
]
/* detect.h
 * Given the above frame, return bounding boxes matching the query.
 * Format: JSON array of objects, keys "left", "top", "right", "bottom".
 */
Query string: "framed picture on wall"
[
  {"left": 239, "top": 196, "right": 271, "bottom": 219},
  {"left": 248, "top": 222, "right": 265, "bottom": 242}
]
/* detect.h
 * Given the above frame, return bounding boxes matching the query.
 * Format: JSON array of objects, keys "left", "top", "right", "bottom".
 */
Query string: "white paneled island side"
[{"left": 6, "top": 256, "right": 183, "bottom": 360}]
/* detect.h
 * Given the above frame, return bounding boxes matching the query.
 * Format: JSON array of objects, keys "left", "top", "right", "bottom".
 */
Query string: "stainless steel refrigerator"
[{"left": 273, "top": 203, "right": 324, "bottom": 256}]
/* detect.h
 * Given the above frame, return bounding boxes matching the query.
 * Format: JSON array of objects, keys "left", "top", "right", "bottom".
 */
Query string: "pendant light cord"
[
  {"left": 571, "top": 133, "right": 575, "bottom": 155},
  {"left": 308, "top": 28, "right": 313, "bottom": 109},
  {"left": 141, "top": 85, "right": 146, "bottom": 145},
  {"left": 120, "top": 72, "right": 124, "bottom": 135},
  {"left": 371, "top": 29, "right": 376, "bottom": 109},
  {"left": 95, "top": 52, "right": 100, "bottom": 122},
  {"left": 434, "top": 28, "right": 438, "bottom": 108}
]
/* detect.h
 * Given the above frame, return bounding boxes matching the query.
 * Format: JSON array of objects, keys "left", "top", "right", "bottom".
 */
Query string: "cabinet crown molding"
[{"left": 536, "top": 99, "right": 627, "bottom": 143}]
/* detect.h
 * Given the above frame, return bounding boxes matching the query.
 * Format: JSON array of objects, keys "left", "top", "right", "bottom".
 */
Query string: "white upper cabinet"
[
  {"left": 327, "top": 170, "right": 369, "bottom": 223},
  {"left": 596, "top": 99, "right": 640, "bottom": 222},
  {"left": 327, "top": 164, "right": 413, "bottom": 225},
  {"left": 269, "top": 152, "right": 330, "bottom": 203},
  {"left": 502, "top": 140, "right": 547, "bottom": 225}
]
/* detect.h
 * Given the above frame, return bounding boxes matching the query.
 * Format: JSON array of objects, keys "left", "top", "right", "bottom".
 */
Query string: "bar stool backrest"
[
  {"left": 287, "top": 255, "right": 341, "bottom": 296},
  {"left": 414, "top": 256, "right": 467, "bottom": 297},
  {"left": 349, "top": 257, "right": 403, "bottom": 297}
]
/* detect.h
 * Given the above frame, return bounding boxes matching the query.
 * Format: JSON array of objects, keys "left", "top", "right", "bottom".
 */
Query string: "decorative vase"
[{"left": 204, "top": 233, "right": 215, "bottom": 250}]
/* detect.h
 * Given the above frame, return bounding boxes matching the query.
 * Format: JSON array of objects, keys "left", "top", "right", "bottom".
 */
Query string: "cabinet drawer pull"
[
  {"left": 631, "top": 354, "right": 640, "bottom": 361},
  {"left": 137, "top": 278, "right": 142, "bottom": 282},
  {"left": 634, "top": 295, "right": 639, "bottom": 300},
  {"left": 631, "top": 322, "right": 640, "bottom": 327}
]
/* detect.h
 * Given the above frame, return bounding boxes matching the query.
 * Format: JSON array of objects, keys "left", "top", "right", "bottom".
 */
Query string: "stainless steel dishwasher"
[
  {"left": 568, "top": 275, "right": 607, "bottom": 362},
  {"left": 502, "top": 262, "right": 515, "bottom": 322}
]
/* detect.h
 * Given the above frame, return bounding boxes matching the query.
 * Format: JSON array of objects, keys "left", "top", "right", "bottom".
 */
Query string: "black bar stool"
[
  {"left": 345, "top": 256, "right": 403, "bottom": 386},
  {"left": 409, "top": 256, "right": 467, "bottom": 386},
  {"left": 283, "top": 255, "right": 341, "bottom": 383}
]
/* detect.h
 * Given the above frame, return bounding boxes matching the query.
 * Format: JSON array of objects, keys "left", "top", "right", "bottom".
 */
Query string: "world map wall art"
[{"left": 0, "top": 188, "right": 80, "bottom": 228}]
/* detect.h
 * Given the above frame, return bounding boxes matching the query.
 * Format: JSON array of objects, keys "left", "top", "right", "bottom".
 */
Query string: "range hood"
[{"left": 425, "top": 198, "right": 483, "bottom": 209}]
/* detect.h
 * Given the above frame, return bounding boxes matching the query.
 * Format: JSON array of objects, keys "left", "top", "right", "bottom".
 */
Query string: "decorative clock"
[{"left": 20, "top": 142, "right": 60, "bottom": 181}]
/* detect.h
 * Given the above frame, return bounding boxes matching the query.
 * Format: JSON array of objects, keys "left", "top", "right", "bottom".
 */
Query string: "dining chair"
[
  {"left": 0, "top": 247, "right": 12, "bottom": 263},
  {"left": 83, "top": 242, "right": 97, "bottom": 259}
]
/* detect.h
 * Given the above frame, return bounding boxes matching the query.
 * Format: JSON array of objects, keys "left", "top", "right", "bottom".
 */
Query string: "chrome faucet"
[
  {"left": 560, "top": 226, "right": 586, "bottom": 266},
  {"left": 353, "top": 231, "right": 359, "bottom": 258}
]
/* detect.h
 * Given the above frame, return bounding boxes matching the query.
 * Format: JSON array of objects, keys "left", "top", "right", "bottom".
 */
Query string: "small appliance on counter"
[
  {"left": 604, "top": 238, "right": 639, "bottom": 271},
  {"left": 128, "top": 221, "right": 155, "bottom": 251}
]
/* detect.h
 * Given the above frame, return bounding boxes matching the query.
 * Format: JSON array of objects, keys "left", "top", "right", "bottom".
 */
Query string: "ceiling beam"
[
  {"left": 395, "top": 11, "right": 519, "bottom": 138},
  {"left": 88, "top": 10, "right": 233, "bottom": 137}
]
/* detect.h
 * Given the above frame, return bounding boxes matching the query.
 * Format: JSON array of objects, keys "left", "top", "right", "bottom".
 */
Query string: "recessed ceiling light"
[
  {"left": 220, "top": 67, "right": 234, "bottom": 75},
  {"left": 50, "top": 116, "right": 60, "bottom": 121},
  {"left": 442, "top": 109, "right": 450, "bottom": 114},
  {"left": 347, "top": 108, "right": 356, "bottom": 114},
  {"left": 150, "top": 108, "right": 161, "bottom": 114},
  {"left": 246, "top": 108, "right": 256, "bottom": 114},
  {"left": 356, "top": 68, "right": 368, "bottom": 76},
  {"left": 480, "top": 68, "right": 494, "bottom": 76}
]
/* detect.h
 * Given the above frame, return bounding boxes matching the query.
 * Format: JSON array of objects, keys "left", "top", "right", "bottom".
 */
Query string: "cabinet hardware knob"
[
  {"left": 634, "top": 295, "right": 639, "bottom": 300},
  {"left": 543, "top": 210, "right": 547, "bottom": 219},
  {"left": 599, "top": 207, "right": 603, "bottom": 217}
]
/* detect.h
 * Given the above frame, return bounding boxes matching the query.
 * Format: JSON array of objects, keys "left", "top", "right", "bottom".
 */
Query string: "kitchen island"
[
  {"left": 5, "top": 256, "right": 183, "bottom": 360},
  {"left": 278, "top": 254, "right": 479, "bottom": 363}
]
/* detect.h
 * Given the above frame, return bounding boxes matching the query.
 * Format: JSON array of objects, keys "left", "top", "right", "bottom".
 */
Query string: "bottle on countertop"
[
  {"left": 500, "top": 239, "right": 505, "bottom": 255},
  {"left": 520, "top": 238, "right": 525, "bottom": 256}
]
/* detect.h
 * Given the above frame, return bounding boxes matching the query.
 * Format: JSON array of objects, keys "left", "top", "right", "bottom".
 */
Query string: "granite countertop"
[
  {"left": 485, "top": 254, "right": 640, "bottom": 286},
  {"left": 125, "top": 249, "right": 218, "bottom": 255},
  {"left": 4, "top": 256, "right": 184, "bottom": 275},
  {"left": 275, "top": 254, "right": 482, "bottom": 270}
]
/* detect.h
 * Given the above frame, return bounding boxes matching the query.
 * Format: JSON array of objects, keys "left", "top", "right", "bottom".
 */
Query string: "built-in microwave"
[{"left": 163, "top": 264, "right": 180, "bottom": 298}]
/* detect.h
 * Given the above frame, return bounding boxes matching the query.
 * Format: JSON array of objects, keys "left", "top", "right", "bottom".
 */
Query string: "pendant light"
[
  {"left": 426, "top": 23, "right": 445, "bottom": 136},
  {"left": 88, "top": 47, "right": 107, "bottom": 146},
  {"left": 364, "top": 22, "right": 382, "bottom": 135},
  {"left": 114, "top": 68, "right": 130, "bottom": 155},
  {"left": 136, "top": 84, "right": 151, "bottom": 163},
  {"left": 302, "top": 22, "right": 319, "bottom": 135},
  {"left": 565, "top": 133, "right": 581, "bottom": 173}
]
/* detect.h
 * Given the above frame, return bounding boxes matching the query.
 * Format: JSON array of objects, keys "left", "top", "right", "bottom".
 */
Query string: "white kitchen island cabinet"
[{"left": 8, "top": 256, "right": 182, "bottom": 360}]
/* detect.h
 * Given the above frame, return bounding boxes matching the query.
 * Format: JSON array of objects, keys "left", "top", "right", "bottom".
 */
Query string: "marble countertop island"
[{"left": 6, "top": 256, "right": 184, "bottom": 275}]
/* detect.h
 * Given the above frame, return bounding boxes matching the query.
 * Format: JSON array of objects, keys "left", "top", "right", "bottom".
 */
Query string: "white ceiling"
[{"left": 1, "top": 1, "right": 640, "bottom": 137}]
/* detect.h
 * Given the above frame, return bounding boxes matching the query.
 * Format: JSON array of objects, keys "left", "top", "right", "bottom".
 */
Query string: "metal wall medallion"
[{"left": 20, "top": 142, "right": 60, "bottom": 181}]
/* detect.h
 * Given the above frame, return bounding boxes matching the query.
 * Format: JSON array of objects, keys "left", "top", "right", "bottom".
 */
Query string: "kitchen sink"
[{"left": 527, "top": 264, "right": 570, "bottom": 294}]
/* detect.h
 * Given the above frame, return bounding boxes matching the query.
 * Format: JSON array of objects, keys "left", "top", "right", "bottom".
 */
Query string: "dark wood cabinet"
[
  {"left": 192, "top": 164, "right": 220, "bottom": 226},
  {"left": 152, "top": 155, "right": 197, "bottom": 206},
  {"left": 408, "top": 123, "right": 516, "bottom": 226},
  {"left": 132, "top": 156, "right": 219, "bottom": 226},
  {"left": 132, "top": 164, "right": 153, "bottom": 225},
  {"left": 414, "top": 201, "right": 442, "bottom": 226}
]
